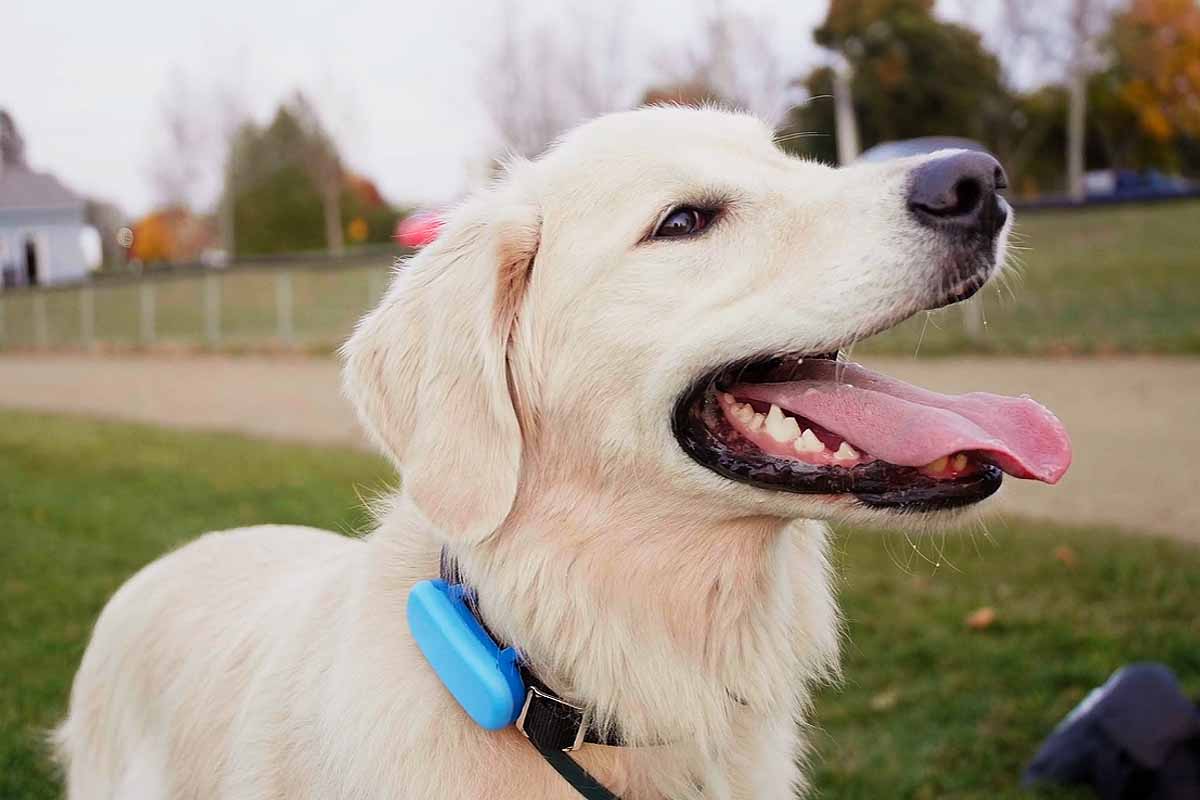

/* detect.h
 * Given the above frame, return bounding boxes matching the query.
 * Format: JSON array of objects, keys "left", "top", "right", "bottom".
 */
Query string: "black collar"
[{"left": 438, "top": 549, "right": 623, "bottom": 800}]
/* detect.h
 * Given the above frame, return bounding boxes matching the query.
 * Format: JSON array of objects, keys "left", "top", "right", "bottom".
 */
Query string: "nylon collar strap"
[{"left": 439, "top": 550, "right": 623, "bottom": 800}]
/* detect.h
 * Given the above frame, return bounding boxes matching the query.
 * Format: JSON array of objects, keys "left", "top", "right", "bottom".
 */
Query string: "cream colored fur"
[{"left": 57, "top": 107, "right": 1009, "bottom": 799}]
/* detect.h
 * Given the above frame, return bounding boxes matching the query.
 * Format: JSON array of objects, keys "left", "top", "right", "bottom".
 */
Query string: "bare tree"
[
  {"left": 149, "top": 71, "right": 245, "bottom": 208},
  {"left": 996, "top": 0, "right": 1120, "bottom": 201},
  {"left": 148, "top": 71, "right": 208, "bottom": 209},
  {"left": 477, "top": 1, "right": 796, "bottom": 165},
  {"left": 84, "top": 198, "right": 128, "bottom": 268},
  {"left": 147, "top": 69, "right": 247, "bottom": 258},
  {"left": 657, "top": 2, "right": 791, "bottom": 124},
  {"left": 477, "top": 2, "right": 634, "bottom": 160},
  {"left": 289, "top": 93, "right": 345, "bottom": 256},
  {"left": 215, "top": 83, "right": 248, "bottom": 262}
]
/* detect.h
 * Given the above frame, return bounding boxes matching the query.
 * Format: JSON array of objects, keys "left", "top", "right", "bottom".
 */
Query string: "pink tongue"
[{"left": 732, "top": 361, "right": 1071, "bottom": 483}]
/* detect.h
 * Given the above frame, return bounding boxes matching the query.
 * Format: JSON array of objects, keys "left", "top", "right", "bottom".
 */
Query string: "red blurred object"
[{"left": 394, "top": 211, "right": 445, "bottom": 248}]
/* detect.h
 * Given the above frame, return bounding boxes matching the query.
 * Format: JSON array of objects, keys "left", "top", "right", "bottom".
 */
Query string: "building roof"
[{"left": 0, "top": 164, "right": 84, "bottom": 211}]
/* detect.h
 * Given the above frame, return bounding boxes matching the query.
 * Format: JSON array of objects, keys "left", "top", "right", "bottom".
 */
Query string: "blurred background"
[{"left": 2, "top": 1, "right": 1198, "bottom": 798}]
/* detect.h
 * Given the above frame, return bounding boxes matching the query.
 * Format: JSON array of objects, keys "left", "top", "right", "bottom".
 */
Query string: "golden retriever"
[{"left": 56, "top": 106, "right": 1070, "bottom": 799}]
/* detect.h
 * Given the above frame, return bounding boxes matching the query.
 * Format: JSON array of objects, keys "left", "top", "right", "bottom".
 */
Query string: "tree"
[
  {"left": 776, "top": 70, "right": 839, "bottom": 164},
  {"left": 815, "top": 0, "right": 1008, "bottom": 147},
  {"left": 289, "top": 93, "right": 345, "bottom": 256},
  {"left": 343, "top": 173, "right": 403, "bottom": 246},
  {"left": 229, "top": 108, "right": 328, "bottom": 256},
  {"left": 84, "top": 198, "right": 129, "bottom": 269},
  {"left": 147, "top": 69, "right": 248, "bottom": 257},
  {"left": 477, "top": 2, "right": 793, "bottom": 163},
  {"left": 129, "top": 207, "right": 216, "bottom": 265},
  {"left": 1107, "top": 0, "right": 1200, "bottom": 163},
  {"left": 148, "top": 71, "right": 210, "bottom": 209},
  {"left": 781, "top": 0, "right": 1008, "bottom": 165},
  {"left": 997, "top": 0, "right": 1121, "bottom": 200},
  {"left": 227, "top": 102, "right": 393, "bottom": 257},
  {"left": 0, "top": 110, "right": 27, "bottom": 167},
  {"left": 640, "top": 81, "right": 729, "bottom": 110},
  {"left": 478, "top": 2, "right": 633, "bottom": 161},
  {"left": 654, "top": 4, "right": 791, "bottom": 122},
  {"left": 1063, "top": 0, "right": 1118, "bottom": 201}
]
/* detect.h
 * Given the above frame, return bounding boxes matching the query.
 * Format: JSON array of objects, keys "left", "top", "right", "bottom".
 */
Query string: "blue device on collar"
[{"left": 407, "top": 578, "right": 526, "bottom": 729}]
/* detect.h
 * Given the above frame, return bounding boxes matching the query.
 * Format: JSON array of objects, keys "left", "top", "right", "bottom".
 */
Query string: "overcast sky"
[{"left": 4, "top": 0, "right": 1019, "bottom": 218}]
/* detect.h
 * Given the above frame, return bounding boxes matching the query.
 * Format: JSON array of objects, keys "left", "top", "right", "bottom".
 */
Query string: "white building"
[{"left": 0, "top": 162, "right": 89, "bottom": 289}]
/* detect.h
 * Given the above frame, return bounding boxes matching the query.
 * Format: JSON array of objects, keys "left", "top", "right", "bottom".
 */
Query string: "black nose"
[{"left": 907, "top": 151, "right": 1009, "bottom": 237}]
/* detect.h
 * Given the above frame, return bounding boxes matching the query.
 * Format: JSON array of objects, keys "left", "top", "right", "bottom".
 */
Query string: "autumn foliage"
[
  {"left": 1111, "top": 0, "right": 1200, "bottom": 144},
  {"left": 130, "top": 207, "right": 216, "bottom": 264}
]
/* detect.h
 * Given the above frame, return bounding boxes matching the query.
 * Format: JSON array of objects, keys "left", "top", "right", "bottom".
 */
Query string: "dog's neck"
[{"left": 371, "top": 483, "right": 840, "bottom": 767}]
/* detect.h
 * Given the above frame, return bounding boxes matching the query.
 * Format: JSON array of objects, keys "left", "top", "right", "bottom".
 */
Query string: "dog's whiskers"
[
  {"left": 914, "top": 313, "right": 931, "bottom": 359},
  {"left": 772, "top": 131, "right": 832, "bottom": 145}
]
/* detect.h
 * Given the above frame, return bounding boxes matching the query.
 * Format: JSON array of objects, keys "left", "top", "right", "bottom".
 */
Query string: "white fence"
[{"left": 0, "top": 258, "right": 394, "bottom": 351}]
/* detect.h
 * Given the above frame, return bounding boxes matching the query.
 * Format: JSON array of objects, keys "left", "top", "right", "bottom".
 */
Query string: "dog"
[{"left": 56, "top": 106, "right": 1070, "bottom": 799}]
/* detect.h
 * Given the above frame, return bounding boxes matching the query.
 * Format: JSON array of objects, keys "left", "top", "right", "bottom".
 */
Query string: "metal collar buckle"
[{"left": 515, "top": 685, "right": 590, "bottom": 752}]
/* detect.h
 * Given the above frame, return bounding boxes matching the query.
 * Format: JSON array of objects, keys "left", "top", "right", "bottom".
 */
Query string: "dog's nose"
[{"left": 907, "top": 151, "right": 1008, "bottom": 237}]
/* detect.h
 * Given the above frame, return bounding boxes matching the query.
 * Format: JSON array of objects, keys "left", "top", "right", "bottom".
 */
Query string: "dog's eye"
[{"left": 653, "top": 207, "right": 712, "bottom": 239}]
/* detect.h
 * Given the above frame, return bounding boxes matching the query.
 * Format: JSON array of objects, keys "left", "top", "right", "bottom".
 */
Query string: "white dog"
[{"left": 56, "top": 107, "right": 1070, "bottom": 799}]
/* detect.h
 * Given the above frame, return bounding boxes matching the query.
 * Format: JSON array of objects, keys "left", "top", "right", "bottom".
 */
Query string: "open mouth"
[{"left": 672, "top": 355, "right": 1071, "bottom": 512}]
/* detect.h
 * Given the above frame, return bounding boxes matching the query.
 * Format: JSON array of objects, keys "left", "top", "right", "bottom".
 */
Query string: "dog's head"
[{"left": 344, "top": 107, "right": 1070, "bottom": 543}]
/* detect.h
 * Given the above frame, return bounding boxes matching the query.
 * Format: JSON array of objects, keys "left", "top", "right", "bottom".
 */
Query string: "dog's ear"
[{"left": 342, "top": 181, "right": 538, "bottom": 543}]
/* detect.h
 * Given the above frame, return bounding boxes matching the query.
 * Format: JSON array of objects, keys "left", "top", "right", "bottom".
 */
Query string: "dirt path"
[{"left": 2, "top": 353, "right": 1196, "bottom": 542}]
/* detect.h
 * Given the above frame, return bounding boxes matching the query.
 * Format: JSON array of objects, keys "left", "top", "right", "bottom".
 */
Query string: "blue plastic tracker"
[{"left": 407, "top": 579, "right": 526, "bottom": 729}]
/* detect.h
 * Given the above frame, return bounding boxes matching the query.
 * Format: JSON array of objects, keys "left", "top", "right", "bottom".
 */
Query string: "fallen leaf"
[
  {"left": 1054, "top": 545, "right": 1079, "bottom": 568},
  {"left": 965, "top": 606, "right": 996, "bottom": 630}
]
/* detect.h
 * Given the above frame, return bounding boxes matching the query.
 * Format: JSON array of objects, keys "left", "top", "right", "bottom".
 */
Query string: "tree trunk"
[
  {"left": 219, "top": 156, "right": 236, "bottom": 262},
  {"left": 833, "top": 58, "right": 860, "bottom": 166},
  {"left": 322, "top": 179, "right": 345, "bottom": 257},
  {"left": 1066, "top": 65, "right": 1087, "bottom": 203}
]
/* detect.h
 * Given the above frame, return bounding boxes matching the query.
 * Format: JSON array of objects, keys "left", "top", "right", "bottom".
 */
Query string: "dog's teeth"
[
  {"left": 834, "top": 442, "right": 858, "bottom": 461},
  {"left": 763, "top": 404, "right": 799, "bottom": 442},
  {"left": 748, "top": 412, "right": 765, "bottom": 431},
  {"left": 951, "top": 453, "right": 969, "bottom": 471},
  {"left": 731, "top": 403, "right": 755, "bottom": 424},
  {"left": 720, "top": 392, "right": 734, "bottom": 404},
  {"left": 795, "top": 429, "right": 824, "bottom": 453},
  {"left": 926, "top": 456, "right": 948, "bottom": 473}
]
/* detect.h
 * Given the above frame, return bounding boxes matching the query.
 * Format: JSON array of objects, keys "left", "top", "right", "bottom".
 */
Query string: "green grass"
[
  {"left": 1, "top": 412, "right": 392, "bottom": 798},
  {"left": 814, "top": 522, "right": 1200, "bottom": 798},
  {"left": 860, "top": 200, "right": 1200, "bottom": 356},
  {"left": 4, "top": 412, "right": 1198, "bottom": 798}
]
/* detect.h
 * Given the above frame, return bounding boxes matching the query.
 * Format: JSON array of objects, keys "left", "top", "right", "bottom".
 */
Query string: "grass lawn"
[
  {"left": 860, "top": 200, "right": 1200, "bottom": 357},
  {"left": 4, "top": 411, "right": 1198, "bottom": 799}
]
